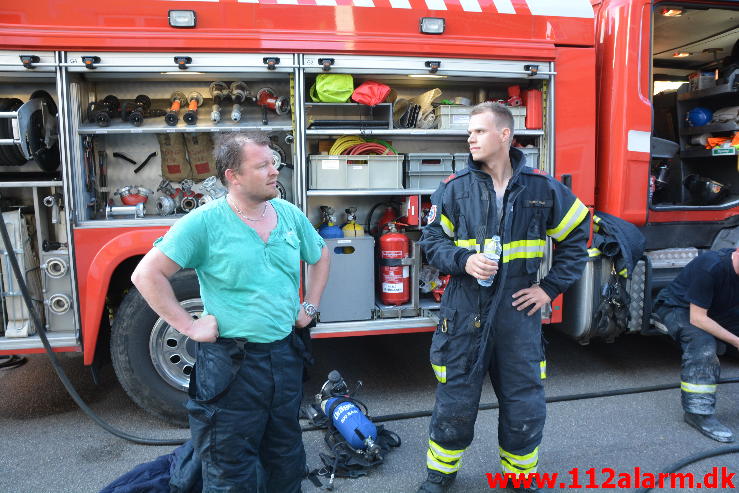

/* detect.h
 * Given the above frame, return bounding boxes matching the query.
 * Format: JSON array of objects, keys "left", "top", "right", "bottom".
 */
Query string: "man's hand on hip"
[
  {"left": 295, "top": 307, "right": 314, "bottom": 329},
  {"left": 465, "top": 253, "right": 499, "bottom": 280},
  {"left": 512, "top": 284, "right": 551, "bottom": 316},
  {"left": 186, "top": 314, "right": 219, "bottom": 342}
]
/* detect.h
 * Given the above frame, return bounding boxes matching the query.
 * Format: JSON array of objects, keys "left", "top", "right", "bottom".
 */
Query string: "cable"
[
  {"left": 635, "top": 445, "right": 739, "bottom": 493},
  {"left": 0, "top": 209, "right": 187, "bottom": 446}
]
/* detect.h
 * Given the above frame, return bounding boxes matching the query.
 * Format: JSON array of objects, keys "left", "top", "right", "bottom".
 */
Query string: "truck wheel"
[{"left": 110, "top": 269, "right": 201, "bottom": 425}]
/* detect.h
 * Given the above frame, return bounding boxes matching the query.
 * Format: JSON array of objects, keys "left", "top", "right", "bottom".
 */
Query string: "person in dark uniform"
[
  {"left": 416, "top": 102, "right": 589, "bottom": 493},
  {"left": 653, "top": 247, "right": 739, "bottom": 443}
]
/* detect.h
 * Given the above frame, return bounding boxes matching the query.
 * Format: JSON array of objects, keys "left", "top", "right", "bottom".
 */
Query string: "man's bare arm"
[
  {"left": 690, "top": 303, "right": 739, "bottom": 350},
  {"left": 296, "top": 245, "right": 330, "bottom": 328},
  {"left": 131, "top": 248, "right": 217, "bottom": 342}
]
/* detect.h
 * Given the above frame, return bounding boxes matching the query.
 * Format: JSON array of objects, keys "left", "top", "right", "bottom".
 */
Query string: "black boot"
[
  {"left": 684, "top": 412, "right": 735, "bottom": 443},
  {"left": 417, "top": 470, "right": 456, "bottom": 493}
]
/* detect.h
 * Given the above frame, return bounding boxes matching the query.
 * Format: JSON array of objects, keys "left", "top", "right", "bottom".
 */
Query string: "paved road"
[{"left": 1, "top": 330, "right": 738, "bottom": 492}]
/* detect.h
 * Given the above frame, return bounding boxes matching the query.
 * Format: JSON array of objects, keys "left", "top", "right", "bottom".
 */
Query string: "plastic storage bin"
[
  {"left": 316, "top": 236, "right": 376, "bottom": 322},
  {"left": 309, "top": 155, "right": 404, "bottom": 189},
  {"left": 453, "top": 148, "right": 539, "bottom": 171},
  {"left": 436, "top": 105, "right": 472, "bottom": 129},
  {"left": 406, "top": 153, "right": 454, "bottom": 189}
]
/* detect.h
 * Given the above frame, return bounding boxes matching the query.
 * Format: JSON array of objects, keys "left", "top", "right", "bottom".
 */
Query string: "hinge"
[
  {"left": 425, "top": 60, "right": 441, "bottom": 74},
  {"left": 19, "top": 55, "right": 40, "bottom": 69},
  {"left": 174, "top": 56, "right": 192, "bottom": 70},
  {"left": 318, "top": 58, "right": 335, "bottom": 71},
  {"left": 263, "top": 57, "right": 280, "bottom": 70},
  {"left": 82, "top": 56, "right": 101, "bottom": 70}
]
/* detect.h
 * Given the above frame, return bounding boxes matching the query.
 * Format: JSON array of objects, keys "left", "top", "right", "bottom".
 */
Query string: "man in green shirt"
[{"left": 132, "top": 132, "right": 329, "bottom": 492}]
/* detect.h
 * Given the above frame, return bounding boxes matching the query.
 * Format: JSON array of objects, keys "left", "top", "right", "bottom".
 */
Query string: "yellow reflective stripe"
[
  {"left": 427, "top": 450, "right": 461, "bottom": 474},
  {"left": 593, "top": 215, "right": 601, "bottom": 223},
  {"left": 540, "top": 360, "right": 547, "bottom": 379},
  {"left": 500, "top": 446, "right": 538, "bottom": 474},
  {"left": 429, "top": 439, "right": 465, "bottom": 459},
  {"left": 588, "top": 248, "right": 601, "bottom": 257},
  {"left": 454, "top": 239, "right": 477, "bottom": 250},
  {"left": 546, "top": 199, "right": 588, "bottom": 242},
  {"left": 431, "top": 363, "right": 446, "bottom": 383},
  {"left": 681, "top": 382, "right": 717, "bottom": 393},
  {"left": 440, "top": 214, "right": 455, "bottom": 238},
  {"left": 618, "top": 268, "right": 628, "bottom": 278},
  {"left": 501, "top": 239, "right": 546, "bottom": 263}
]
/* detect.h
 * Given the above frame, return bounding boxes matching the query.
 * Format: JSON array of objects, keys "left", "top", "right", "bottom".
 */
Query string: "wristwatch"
[{"left": 301, "top": 301, "right": 320, "bottom": 320}]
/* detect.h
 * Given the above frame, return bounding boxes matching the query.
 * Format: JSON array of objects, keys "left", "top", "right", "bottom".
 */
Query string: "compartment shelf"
[
  {"left": 306, "top": 128, "right": 544, "bottom": 138},
  {"left": 680, "top": 148, "right": 737, "bottom": 158},
  {"left": 680, "top": 122, "right": 739, "bottom": 135}
]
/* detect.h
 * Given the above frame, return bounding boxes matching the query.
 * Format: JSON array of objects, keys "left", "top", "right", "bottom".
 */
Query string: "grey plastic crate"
[
  {"left": 453, "top": 148, "right": 539, "bottom": 171},
  {"left": 453, "top": 153, "right": 468, "bottom": 171},
  {"left": 406, "top": 153, "right": 454, "bottom": 173},
  {"left": 407, "top": 171, "right": 450, "bottom": 189},
  {"left": 316, "top": 236, "right": 375, "bottom": 323},
  {"left": 309, "top": 155, "right": 404, "bottom": 189}
]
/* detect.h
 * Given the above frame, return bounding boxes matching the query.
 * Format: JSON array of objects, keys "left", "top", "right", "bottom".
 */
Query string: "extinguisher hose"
[{"left": 0, "top": 209, "right": 187, "bottom": 446}]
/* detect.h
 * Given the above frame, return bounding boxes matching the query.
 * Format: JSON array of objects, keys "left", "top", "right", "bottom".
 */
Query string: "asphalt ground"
[{"left": 1, "top": 329, "right": 739, "bottom": 493}]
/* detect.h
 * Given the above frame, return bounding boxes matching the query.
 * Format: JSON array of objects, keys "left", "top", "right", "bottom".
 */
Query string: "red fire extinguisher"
[{"left": 379, "top": 223, "right": 410, "bottom": 306}]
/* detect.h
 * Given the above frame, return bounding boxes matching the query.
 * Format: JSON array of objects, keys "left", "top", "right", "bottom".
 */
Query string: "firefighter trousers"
[
  {"left": 186, "top": 333, "right": 306, "bottom": 493},
  {"left": 427, "top": 282, "right": 546, "bottom": 478},
  {"left": 655, "top": 304, "right": 739, "bottom": 415}
]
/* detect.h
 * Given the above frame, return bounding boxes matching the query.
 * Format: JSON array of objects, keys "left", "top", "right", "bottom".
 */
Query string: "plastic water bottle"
[{"left": 477, "top": 235, "right": 502, "bottom": 287}]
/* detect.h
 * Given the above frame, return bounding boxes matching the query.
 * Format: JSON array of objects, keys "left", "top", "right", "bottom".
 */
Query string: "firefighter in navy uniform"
[
  {"left": 653, "top": 247, "right": 739, "bottom": 443},
  {"left": 417, "top": 103, "right": 589, "bottom": 493}
]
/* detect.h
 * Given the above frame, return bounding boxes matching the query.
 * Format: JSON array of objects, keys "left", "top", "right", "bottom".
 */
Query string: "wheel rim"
[{"left": 149, "top": 298, "right": 202, "bottom": 391}]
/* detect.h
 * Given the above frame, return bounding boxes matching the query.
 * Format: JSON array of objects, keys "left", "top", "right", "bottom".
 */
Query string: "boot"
[
  {"left": 684, "top": 412, "right": 735, "bottom": 443},
  {"left": 417, "top": 470, "right": 456, "bottom": 493}
]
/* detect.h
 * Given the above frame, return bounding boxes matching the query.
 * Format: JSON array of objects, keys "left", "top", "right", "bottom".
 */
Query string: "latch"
[
  {"left": 82, "top": 56, "right": 101, "bottom": 69},
  {"left": 263, "top": 57, "right": 280, "bottom": 70},
  {"left": 318, "top": 58, "right": 335, "bottom": 71},
  {"left": 174, "top": 56, "right": 192, "bottom": 70},
  {"left": 425, "top": 60, "right": 441, "bottom": 74},
  {"left": 524, "top": 64, "right": 539, "bottom": 76},
  {"left": 19, "top": 55, "right": 40, "bottom": 69}
]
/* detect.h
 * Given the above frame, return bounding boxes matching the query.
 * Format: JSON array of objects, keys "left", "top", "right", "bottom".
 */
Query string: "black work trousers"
[
  {"left": 428, "top": 280, "right": 546, "bottom": 476},
  {"left": 186, "top": 333, "right": 306, "bottom": 493},
  {"left": 655, "top": 303, "right": 739, "bottom": 415}
]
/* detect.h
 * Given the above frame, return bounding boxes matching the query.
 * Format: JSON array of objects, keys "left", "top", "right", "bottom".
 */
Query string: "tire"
[{"left": 110, "top": 270, "right": 201, "bottom": 425}]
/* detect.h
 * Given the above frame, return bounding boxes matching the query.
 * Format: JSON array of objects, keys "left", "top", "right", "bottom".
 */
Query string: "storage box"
[
  {"left": 316, "top": 236, "right": 376, "bottom": 322},
  {"left": 309, "top": 155, "right": 404, "bottom": 189},
  {"left": 688, "top": 71, "right": 716, "bottom": 92},
  {"left": 453, "top": 148, "right": 539, "bottom": 171},
  {"left": 436, "top": 105, "right": 527, "bottom": 130},
  {"left": 453, "top": 153, "right": 468, "bottom": 171},
  {"left": 436, "top": 105, "right": 472, "bottom": 129},
  {"left": 406, "top": 153, "right": 454, "bottom": 189}
]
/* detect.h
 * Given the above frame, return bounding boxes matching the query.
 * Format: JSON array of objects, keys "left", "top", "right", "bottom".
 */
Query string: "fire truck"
[{"left": 0, "top": 0, "right": 736, "bottom": 423}]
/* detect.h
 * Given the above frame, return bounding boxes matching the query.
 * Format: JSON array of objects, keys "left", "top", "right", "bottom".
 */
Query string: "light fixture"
[
  {"left": 169, "top": 10, "right": 196, "bottom": 28},
  {"left": 660, "top": 8, "right": 684, "bottom": 17},
  {"left": 420, "top": 17, "right": 445, "bottom": 35},
  {"left": 672, "top": 52, "right": 692, "bottom": 58},
  {"left": 407, "top": 74, "right": 448, "bottom": 79}
]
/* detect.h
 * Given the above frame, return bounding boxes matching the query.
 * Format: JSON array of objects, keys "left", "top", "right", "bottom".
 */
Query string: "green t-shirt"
[{"left": 154, "top": 197, "right": 325, "bottom": 342}]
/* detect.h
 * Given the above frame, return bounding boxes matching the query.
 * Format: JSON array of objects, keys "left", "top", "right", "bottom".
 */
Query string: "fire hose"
[{"left": 0, "top": 205, "right": 186, "bottom": 446}]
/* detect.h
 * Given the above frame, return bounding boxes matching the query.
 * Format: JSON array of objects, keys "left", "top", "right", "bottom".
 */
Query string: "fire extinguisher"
[{"left": 379, "top": 222, "right": 410, "bottom": 306}]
